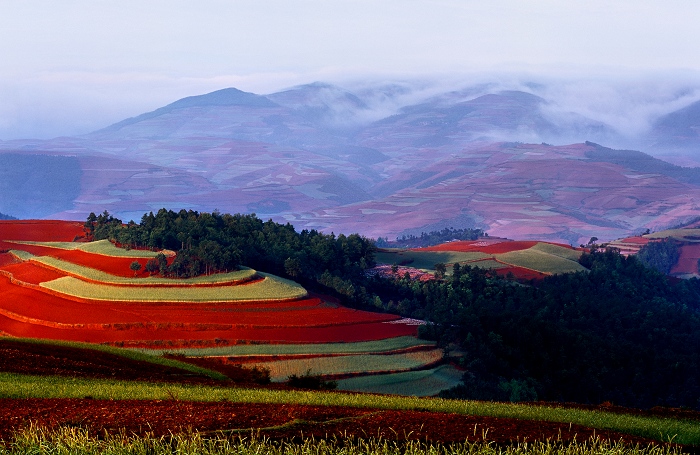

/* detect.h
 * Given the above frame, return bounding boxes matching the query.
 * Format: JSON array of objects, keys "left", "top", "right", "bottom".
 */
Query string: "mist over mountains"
[{"left": 2, "top": 80, "right": 700, "bottom": 244}]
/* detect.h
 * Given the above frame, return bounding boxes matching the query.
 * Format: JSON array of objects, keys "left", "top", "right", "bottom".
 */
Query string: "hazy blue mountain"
[{"left": 2, "top": 82, "right": 700, "bottom": 243}]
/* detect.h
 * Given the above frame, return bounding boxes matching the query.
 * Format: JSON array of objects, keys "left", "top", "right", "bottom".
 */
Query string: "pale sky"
[{"left": 1, "top": 0, "right": 699, "bottom": 139}]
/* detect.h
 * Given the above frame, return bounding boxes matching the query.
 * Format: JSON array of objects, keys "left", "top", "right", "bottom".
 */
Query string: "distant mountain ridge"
[{"left": 2, "top": 81, "right": 700, "bottom": 244}]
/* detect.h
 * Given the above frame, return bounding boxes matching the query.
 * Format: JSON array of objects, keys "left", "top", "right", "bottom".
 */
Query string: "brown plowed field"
[{"left": 0, "top": 398, "right": 660, "bottom": 444}]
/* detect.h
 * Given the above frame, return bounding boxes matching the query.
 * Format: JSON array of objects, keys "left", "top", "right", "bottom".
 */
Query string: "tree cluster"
[
  {"left": 84, "top": 209, "right": 376, "bottom": 297},
  {"left": 363, "top": 249, "right": 700, "bottom": 409},
  {"left": 375, "top": 227, "right": 485, "bottom": 248}
]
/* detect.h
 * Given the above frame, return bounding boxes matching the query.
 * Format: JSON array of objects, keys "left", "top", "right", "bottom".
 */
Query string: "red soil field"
[
  {"left": 0, "top": 253, "right": 19, "bottom": 268},
  {"left": 494, "top": 264, "right": 548, "bottom": 281},
  {"left": 0, "top": 262, "right": 66, "bottom": 285},
  {"left": 0, "top": 220, "right": 416, "bottom": 346},
  {"left": 0, "top": 220, "right": 84, "bottom": 243},
  {"left": 0, "top": 312, "right": 417, "bottom": 345},
  {"left": 419, "top": 240, "right": 540, "bottom": 254},
  {"left": 670, "top": 243, "right": 700, "bottom": 276}
]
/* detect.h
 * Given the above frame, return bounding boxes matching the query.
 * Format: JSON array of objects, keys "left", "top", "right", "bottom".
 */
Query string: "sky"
[{"left": 1, "top": 0, "right": 700, "bottom": 140}]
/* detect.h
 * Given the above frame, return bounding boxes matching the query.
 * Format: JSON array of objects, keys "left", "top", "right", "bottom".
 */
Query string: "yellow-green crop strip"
[
  {"left": 40, "top": 272, "right": 307, "bottom": 302},
  {"left": 254, "top": 348, "right": 445, "bottom": 381},
  {"left": 336, "top": 364, "right": 464, "bottom": 397},
  {"left": 138, "top": 336, "right": 434, "bottom": 357},
  {"left": 8, "top": 239, "right": 165, "bottom": 258},
  {"left": 495, "top": 249, "right": 587, "bottom": 275},
  {"left": 25, "top": 253, "right": 257, "bottom": 285},
  {"left": 1, "top": 374, "right": 698, "bottom": 445}
]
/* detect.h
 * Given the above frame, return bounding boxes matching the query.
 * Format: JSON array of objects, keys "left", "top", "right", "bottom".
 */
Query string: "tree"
[
  {"left": 129, "top": 261, "right": 142, "bottom": 276},
  {"left": 434, "top": 262, "right": 447, "bottom": 279}
]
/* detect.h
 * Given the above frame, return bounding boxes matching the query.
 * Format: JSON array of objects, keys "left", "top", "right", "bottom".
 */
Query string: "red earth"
[
  {"left": 670, "top": 243, "right": 700, "bottom": 276},
  {"left": 0, "top": 220, "right": 416, "bottom": 346},
  {"left": 0, "top": 339, "right": 686, "bottom": 446}
]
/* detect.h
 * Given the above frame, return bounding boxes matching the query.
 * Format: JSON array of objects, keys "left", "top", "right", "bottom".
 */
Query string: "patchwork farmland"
[
  {"left": 374, "top": 237, "right": 585, "bottom": 279},
  {"left": 0, "top": 220, "right": 460, "bottom": 395}
]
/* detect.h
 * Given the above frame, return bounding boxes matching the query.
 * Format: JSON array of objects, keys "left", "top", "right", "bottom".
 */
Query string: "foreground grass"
[
  {"left": 0, "top": 427, "right": 688, "bottom": 455},
  {"left": 1, "top": 374, "right": 698, "bottom": 445}
]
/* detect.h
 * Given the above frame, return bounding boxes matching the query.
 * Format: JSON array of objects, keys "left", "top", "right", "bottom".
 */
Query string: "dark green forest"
[
  {"left": 374, "top": 227, "right": 485, "bottom": 248},
  {"left": 87, "top": 210, "right": 700, "bottom": 410}
]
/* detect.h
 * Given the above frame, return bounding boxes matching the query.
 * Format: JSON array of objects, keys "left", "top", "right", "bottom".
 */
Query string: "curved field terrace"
[{"left": 0, "top": 220, "right": 439, "bottom": 395}]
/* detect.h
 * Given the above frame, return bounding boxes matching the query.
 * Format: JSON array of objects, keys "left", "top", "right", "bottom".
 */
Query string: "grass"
[
  {"left": 644, "top": 229, "right": 700, "bottom": 242},
  {"left": 8, "top": 239, "right": 165, "bottom": 258},
  {"left": 26, "top": 253, "right": 258, "bottom": 285},
  {"left": 137, "top": 336, "right": 435, "bottom": 357},
  {"left": 1, "top": 373, "right": 698, "bottom": 445},
  {"left": 529, "top": 242, "right": 583, "bottom": 261},
  {"left": 251, "top": 349, "right": 446, "bottom": 381},
  {"left": 495, "top": 249, "right": 587, "bottom": 275},
  {"left": 2, "top": 427, "right": 687, "bottom": 455},
  {"left": 40, "top": 272, "right": 308, "bottom": 302},
  {"left": 2, "top": 338, "right": 228, "bottom": 380},
  {"left": 376, "top": 250, "right": 490, "bottom": 270},
  {"left": 336, "top": 365, "right": 464, "bottom": 396}
]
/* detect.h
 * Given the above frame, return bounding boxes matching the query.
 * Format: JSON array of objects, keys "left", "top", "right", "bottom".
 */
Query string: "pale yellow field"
[
  {"left": 28, "top": 254, "right": 257, "bottom": 286},
  {"left": 40, "top": 272, "right": 307, "bottom": 303},
  {"left": 8, "top": 239, "right": 168, "bottom": 258},
  {"left": 254, "top": 348, "right": 445, "bottom": 381}
]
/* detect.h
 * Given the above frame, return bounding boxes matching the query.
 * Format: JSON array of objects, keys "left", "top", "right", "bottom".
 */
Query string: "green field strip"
[
  {"left": 8, "top": 239, "right": 165, "bottom": 258},
  {"left": 254, "top": 349, "right": 445, "bottom": 381},
  {"left": 495, "top": 249, "right": 587, "bottom": 275},
  {"left": 376, "top": 250, "right": 490, "bottom": 270},
  {"left": 39, "top": 272, "right": 307, "bottom": 302},
  {"left": 138, "top": 336, "right": 435, "bottom": 357},
  {"left": 28, "top": 253, "right": 257, "bottom": 286},
  {"left": 529, "top": 242, "right": 583, "bottom": 261},
  {"left": 336, "top": 365, "right": 464, "bottom": 396},
  {"left": 645, "top": 228, "right": 700, "bottom": 242},
  {"left": 1, "top": 373, "right": 698, "bottom": 445}
]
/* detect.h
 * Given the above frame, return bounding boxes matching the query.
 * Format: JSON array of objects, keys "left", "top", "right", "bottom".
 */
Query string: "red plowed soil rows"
[
  {"left": 0, "top": 262, "right": 66, "bottom": 284},
  {"left": 0, "top": 253, "right": 19, "bottom": 268},
  {"left": 671, "top": 243, "right": 700, "bottom": 275},
  {"left": 494, "top": 265, "right": 548, "bottom": 280},
  {"left": 0, "top": 398, "right": 658, "bottom": 445}
]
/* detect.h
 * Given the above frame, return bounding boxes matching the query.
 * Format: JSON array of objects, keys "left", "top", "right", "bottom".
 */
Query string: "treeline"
[
  {"left": 375, "top": 227, "right": 485, "bottom": 248},
  {"left": 84, "top": 209, "right": 375, "bottom": 297},
  {"left": 0, "top": 212, "right": 16, "bottom": 220},
  {"left": 362, "top": 250, "right": 700, "bottom": 409}
]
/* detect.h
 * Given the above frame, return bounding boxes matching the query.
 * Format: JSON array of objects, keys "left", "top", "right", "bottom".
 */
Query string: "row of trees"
[{"left": 375, "top": 227, "right": 485, "bottom": 248}]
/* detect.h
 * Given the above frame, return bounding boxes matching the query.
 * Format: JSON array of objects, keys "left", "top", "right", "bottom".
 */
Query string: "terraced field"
[{"left": 0, "top": 220, "right": 454, "bottom": 396}]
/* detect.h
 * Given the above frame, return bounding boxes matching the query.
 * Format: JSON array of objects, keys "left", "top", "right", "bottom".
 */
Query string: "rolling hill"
[{"left": 2, "top": 82, "right": 700, "bottom": 244}]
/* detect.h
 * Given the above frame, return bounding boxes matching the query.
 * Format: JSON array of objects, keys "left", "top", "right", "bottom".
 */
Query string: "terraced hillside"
[{"left": 0, "top": 220, "right": 461, "bottom": 395}]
